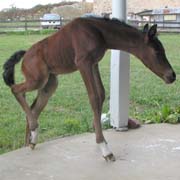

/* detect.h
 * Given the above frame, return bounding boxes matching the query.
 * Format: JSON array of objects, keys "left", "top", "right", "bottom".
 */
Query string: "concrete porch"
[{"left": 1, "top": 124, "right": 180, "bottom": 180}]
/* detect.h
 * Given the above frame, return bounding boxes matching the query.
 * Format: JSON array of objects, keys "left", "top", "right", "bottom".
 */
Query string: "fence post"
[{"left": 25, "top": 19, "right": 27, "bottom": 31}]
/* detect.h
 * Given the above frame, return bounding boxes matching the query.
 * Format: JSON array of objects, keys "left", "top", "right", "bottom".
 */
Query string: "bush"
[{"left": 62, "top": 119, "right": 81, "bottom": 135}]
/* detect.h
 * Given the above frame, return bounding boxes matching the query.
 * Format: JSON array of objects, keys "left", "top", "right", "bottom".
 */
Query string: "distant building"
[
  {"left": 136, "top": 7, "right": 180, "bottom": 28},
  {"left": 93, "top": 0, "right": 180, "bottom": 16}
]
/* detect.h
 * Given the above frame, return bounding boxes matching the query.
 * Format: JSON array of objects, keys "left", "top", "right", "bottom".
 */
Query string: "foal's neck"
[{"left": 100, "top": 20, "right": 145, "bottom": 55}]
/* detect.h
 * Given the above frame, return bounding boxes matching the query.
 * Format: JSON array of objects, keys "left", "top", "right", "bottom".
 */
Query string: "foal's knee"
[
  {"left": 100, "top": 90, "right": 105, "bottom": 105},
  {"left": 98, "top": 86, "right": 105, "bottom": 106},
  {"left": 11, "top": 83, "right": 26, "bottom": 94}
]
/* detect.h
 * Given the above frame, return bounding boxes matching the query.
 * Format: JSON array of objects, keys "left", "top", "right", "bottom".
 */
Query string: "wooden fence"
[
  {"left": 0, "top": 19, "right": 70, "bottom": 32},
  {"left": 129, "top": 20, "right": 180, "bottom": 32},
  {"left": 0, "top": 19, "right": 180, "bottom": 32}
]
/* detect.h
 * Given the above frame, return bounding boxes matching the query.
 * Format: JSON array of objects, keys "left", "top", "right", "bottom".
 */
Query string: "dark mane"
[
  {"left": 82, "top": 16, "right": 137, "bottom": 31},
  {"left": 111, "top": 18, "right": 134, "bottom": 29}
]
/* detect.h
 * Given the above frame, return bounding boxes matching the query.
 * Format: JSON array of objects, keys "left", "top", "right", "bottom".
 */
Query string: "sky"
[{"left": 0, "top": 0, "right": 93, "bottom": 11}]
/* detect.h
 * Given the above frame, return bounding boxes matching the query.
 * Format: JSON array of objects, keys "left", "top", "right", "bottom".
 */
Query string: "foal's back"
[{"left": 23, "top": 18, "right": 107, "bottom": 75}]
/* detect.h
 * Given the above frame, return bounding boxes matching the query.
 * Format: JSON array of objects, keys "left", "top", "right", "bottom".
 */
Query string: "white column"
[{"left": 110, "top": 0, "right": 130, "bottom": 130}]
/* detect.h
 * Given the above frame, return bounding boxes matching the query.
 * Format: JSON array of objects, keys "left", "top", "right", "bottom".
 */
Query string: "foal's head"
[{"left": 139, "top": 24, "right": 176, "bottom": 84}]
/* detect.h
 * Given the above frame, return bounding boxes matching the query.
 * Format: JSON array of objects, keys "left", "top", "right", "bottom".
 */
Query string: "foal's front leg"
[{"left": 79, "top": 62, "right": 115, "bottom": 161}]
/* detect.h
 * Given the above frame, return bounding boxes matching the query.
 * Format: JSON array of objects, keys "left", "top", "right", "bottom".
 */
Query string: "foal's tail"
[{"left": 3, "top": 50, "right": 26, "bottom": 86}]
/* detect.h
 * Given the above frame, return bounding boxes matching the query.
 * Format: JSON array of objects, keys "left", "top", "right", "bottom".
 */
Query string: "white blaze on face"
[
  {"left": 99, "top": 141, "right": 112, "bottom": 157},
  {"left": 30, "top": 128, "right": 38, "bottom": 144}
]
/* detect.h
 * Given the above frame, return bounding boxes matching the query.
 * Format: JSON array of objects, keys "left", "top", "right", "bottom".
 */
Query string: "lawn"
[{"left": 0, "top": 32, "right": 180, "bottom": 154}]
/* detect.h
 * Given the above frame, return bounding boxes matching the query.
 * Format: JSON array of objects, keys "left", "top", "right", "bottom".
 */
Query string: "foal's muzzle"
[{"left": 164, "top": 70, "right": 176, "bottom": 84}]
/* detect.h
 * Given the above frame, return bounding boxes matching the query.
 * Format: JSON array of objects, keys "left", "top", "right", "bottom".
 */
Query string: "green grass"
[{"left": 0, "top": 33, "right": 180, "bottom": 154}]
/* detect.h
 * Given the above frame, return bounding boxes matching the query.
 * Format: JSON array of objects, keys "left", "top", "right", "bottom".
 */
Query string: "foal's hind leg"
[
  {"left": 26, "top": 74, "right": 58, "bottom": 148},
  {"left": 11, "top": 81, "right": 42, "bottom": 146},
  {"left": 11, "top": 81, "right": 40, "bottom": 130}
]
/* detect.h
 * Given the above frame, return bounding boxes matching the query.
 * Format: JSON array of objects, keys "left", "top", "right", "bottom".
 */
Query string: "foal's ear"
[
  {"left": 148, "top": 24, "right": 157, "bottom": 39},
  {"left": 143, "top": 23, "right": 149, "bottom": 33}
]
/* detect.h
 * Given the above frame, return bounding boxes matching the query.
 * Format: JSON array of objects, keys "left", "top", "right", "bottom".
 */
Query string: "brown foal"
[{"left": 3, "top": 17, "right": 176, "bottom": 161}]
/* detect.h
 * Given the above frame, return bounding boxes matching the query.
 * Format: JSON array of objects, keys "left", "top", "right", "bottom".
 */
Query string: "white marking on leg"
[
  {"left": 99, "top": 141, "right": 112, "bottom": 157},
  {"left": 30, "top": 128, "right": 38, "bottom": 144}
]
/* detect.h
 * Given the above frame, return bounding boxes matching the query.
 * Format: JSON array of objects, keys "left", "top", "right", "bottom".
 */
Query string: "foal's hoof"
[
  {"left": 103, "top": 153, "right": 116, "bottom": 162},
  {"left": 29, "top": 143, "right": 36, "bottom": 150}
]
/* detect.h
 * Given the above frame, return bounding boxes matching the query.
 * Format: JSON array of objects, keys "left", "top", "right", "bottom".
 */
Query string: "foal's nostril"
[{"left": 164, "top": 71, "right": 176, "bottom": 84}]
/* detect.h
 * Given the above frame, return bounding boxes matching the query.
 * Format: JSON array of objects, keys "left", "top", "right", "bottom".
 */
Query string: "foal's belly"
[
  {"left": 50, "top": 66, "right": 78, "bottom": 75},
  {"left": 47, "top": 57, "right": 78, "bottom": 75}
]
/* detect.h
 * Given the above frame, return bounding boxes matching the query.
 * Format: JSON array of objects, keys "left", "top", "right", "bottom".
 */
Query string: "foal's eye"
[
  {"left": 155, "top": 50, "right": 160, "bottom": 54},
  {"left": 155, "top": 50, "right": 162, "bottom": 56}
]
